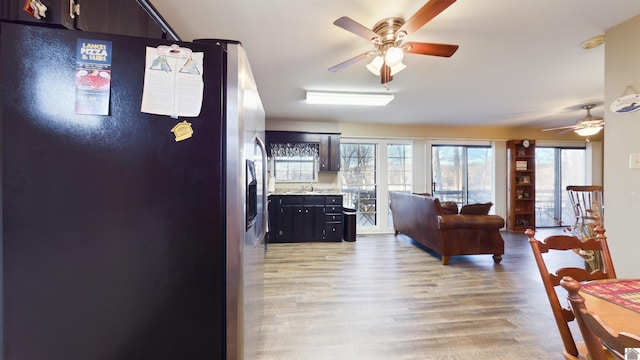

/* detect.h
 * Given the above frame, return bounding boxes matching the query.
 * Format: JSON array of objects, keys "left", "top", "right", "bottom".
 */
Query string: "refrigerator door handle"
[{"left": 255, "top": 135, "right": 268, "bottom": 244}]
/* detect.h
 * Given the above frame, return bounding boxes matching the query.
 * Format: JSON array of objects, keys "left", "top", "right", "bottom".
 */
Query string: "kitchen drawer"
[
  {"left": 275, "top": 195, "right": 303, "bottom": 205},
  {"left": 325, "top": 195, "right": 343, "bottom": 205},
  {"left": 325, "top": 223, "right": 343, "bottom": 242},
  {"left": 304, "top": 195, "right": 325, "bottom": 205},
  {"left": 326, "top": 214, "right": 341, "bottom": 222},
  {"left": 326, "top": 205, "right": 342, "bottom": 214}
]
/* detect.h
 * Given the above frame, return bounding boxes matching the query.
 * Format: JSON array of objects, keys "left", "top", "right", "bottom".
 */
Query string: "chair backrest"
[
  {"left": 560, "top": 276, "right": 640, "bottom": 360},
  {"left": 526, "top": 226, "right": 617, "bottom": 358},
  {"left": 566, "top": 185, "right": 603, "bottom": 239}
]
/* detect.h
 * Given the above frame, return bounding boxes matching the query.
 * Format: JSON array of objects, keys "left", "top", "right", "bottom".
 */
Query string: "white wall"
[
  {"left": 604, "top": 14, "right": 640, "bottom": 277},
  {"left": 494, "top": 141, "right": 508, "bottom": 221},
  {"left": 412, "top": 139, "right": 429, "bottom": 194},
  {"left": 586, "top": 141, "right": 604, "bottom": 186}
]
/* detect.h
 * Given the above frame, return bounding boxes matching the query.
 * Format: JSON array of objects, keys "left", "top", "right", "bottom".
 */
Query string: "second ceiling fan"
[
  {"left": 329, "top": 0, "right": 459, "bottom": 85},
  {"left": 542, "top": 104, "right": 605, "bottom": 137}
]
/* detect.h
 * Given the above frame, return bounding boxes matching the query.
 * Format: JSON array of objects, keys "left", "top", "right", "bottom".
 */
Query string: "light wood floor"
[{"left": 257, "top": 229, "right": 584, "bottom": 360}]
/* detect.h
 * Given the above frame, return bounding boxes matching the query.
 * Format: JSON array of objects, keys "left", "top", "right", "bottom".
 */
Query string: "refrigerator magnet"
[{"left": 171, "top": 121, "right": 194, "bottom": 142}]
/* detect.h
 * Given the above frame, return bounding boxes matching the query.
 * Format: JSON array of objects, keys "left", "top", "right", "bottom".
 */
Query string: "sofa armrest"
[{"left": 438, "top": 214, "right": 505, "bottom": 229}]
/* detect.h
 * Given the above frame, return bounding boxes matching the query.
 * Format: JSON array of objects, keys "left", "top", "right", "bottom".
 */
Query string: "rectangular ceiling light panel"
[{"left": 306, "top": 91, "right": 394, "bottom": 106}]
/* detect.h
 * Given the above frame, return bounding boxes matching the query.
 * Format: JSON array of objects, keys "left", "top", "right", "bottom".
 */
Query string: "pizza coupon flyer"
[{"left": 75, "top": 38, "right": 112, "bottom": 115}]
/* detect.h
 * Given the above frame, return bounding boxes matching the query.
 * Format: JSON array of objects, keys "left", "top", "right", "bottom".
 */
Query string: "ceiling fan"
[
  {"left": 542, "top": 104, "right": 604, "bottom": 137},
  {"left": 328, "top": 0, "right": 459, "bottom": 86}
]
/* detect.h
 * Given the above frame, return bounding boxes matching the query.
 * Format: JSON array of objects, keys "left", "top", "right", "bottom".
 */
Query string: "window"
[
  {"left": 387, "top": 143, "right": 412, "bottom": 227},
  {"left": 387, "top": 144, "right": 412, "bottom": 192},
  {"left": 431, "top": 145, "right": 494, "bottom": 211},
  {"left": 270, "top": 143, "right": 319, "bottom": 182},
  {"left": 535, "top": 147, "right": 586, "bottom": 227},
  {"left": 273, "top": 156, "right": 317, "bottom": 182}
]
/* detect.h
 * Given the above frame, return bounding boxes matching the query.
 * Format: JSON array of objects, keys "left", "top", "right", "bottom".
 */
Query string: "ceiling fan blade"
[
  {"left": 404, "top": 42, "right": 459, "bottom": 57},
  {"left": 556, "top": 128, "right": 576, "bottom": 135},
  {"left": 581, "top": 119, "right": 605, "bottom": 126},
  {"left": 541, "top": 125, "right": 577, "bottom": 132},
  {"left": 333, "top": 16, "right": 379, "bottom": 41},
  {"left": 398, "top": 0, "right": 456, "bottom": 35},
  {"left": 328, "top": 51, "right": 372, "bottom": 72}
]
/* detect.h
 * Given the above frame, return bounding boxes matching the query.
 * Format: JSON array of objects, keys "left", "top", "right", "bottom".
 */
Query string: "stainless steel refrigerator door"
[{"left": 224, "top": 43, "right": 266, "bottom": 360}]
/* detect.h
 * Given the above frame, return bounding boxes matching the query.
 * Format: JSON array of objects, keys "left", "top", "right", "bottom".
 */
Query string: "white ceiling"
[{"left": 148, "top": 0, "right": 640, "bottom": 130}]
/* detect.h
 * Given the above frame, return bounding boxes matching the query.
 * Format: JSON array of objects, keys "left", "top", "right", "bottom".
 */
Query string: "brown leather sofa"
[{"left": 389, "top": 191, "right": 505, "bottom": 265}]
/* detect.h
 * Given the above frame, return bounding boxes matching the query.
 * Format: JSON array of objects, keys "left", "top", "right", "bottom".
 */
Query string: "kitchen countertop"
[{"left": 268, "top": 190, "right": 343, "bottom": 196}]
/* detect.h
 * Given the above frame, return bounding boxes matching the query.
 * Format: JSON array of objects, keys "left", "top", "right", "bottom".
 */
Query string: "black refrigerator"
[{"left": 0, "top": 22, "right": 267, "bottom": 359}]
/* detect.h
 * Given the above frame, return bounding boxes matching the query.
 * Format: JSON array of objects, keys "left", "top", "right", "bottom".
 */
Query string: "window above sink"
[{"left": 270, "top": 142, "right": 319, "bottom": 182}]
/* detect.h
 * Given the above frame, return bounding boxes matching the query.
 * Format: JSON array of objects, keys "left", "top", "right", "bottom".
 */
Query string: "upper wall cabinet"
[
  {"left": 266, "top": 131, "right": 341, "bottom": 172},
  {"left": 1, "top": 0, "right": 166, "bottom": 39},
  {"left": 77, "top": 0, "right": 166, "bottom": 38},
  {"left": 319, "top": 134, "right": 340, "bottom": 171},
  {"left": 1, "top": 0, "right": 75, "bottom": 29}
]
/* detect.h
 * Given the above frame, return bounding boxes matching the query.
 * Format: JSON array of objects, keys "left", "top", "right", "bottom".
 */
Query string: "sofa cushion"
[
  {"left": 439, "top": 201, "right": 459, "bottom": 214},
  {"left": 438, "top": 214, "right": 505, "bottom": 229},
  {"left": 460, "top": 202, "right": 493, "bottom": 215}
]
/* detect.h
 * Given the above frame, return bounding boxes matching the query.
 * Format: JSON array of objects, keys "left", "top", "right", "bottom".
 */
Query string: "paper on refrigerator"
[{"left": 141, "top": 45, "right": 204, "bottom": 118}]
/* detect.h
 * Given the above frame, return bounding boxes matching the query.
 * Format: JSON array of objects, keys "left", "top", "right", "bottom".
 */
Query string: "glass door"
[
  {"left": 535, "top": 147, "right": 586, "bottom": 227},
  {"left": 340, "top": 139, "right": 412, "bottom": 233},
  {"left": 431, "top": 145, "right": 494, "bottom": 210},
  {"left": 340, "top": 142, "right": 377, "bottom": 228}
]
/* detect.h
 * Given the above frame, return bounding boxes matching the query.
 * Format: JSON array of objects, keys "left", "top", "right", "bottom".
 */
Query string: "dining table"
[{"left": 579, "top": 279, "right": 640, "bottom": 336}]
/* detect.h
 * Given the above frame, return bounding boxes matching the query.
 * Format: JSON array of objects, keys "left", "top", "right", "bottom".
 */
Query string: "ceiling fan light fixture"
[
  {"left": 366, "top": 56, "right": 384, "bottom": 75},
  {"left": 389, "top": 61, "right": 406, "bottom": 76},
  {"left": 574, "top": 126, "right": 602, "bottom": 137},
  {"left": 305, "top": 91, "right": 394, "bottom": 106},
  {"left": 580, "top": 35, "right": 605, "bottom": 50},
  {"left": 384, "top": 46, "right": 404, "bottom": 66}
]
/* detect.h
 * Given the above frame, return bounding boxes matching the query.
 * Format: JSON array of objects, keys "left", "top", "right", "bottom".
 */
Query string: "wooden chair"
[
  {"left": 526, "top": 226, "right": 617, "bottom": 360},
  {"left": 566, "top": 185, "right": 604, "bottom": 239},
  {"left": 560, "top": 276, "right": 640, "bottom": 360}
]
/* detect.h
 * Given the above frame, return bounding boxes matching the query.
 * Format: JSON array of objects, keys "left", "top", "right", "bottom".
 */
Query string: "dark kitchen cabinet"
[
  {"left": 77, "top": 0, "right": 166, "bottom": 38},
  {"left": 1, "top": 0, "right": 167, "bottom": 38},
  {"left": 269, "top": 195, "right": 343, "bottom": 242},
  {"left": 319, "top": 134, "right": 341, "bottom": 171},
  {"left": 266, "top": 131, "right": 341, "bottom": 172},
  {"left": 269, "top": 195, "right": 304, "bottom": 243},
  {"left": 1, "top": 0, "right": 75, "bottom": 29},
  {"left": 281, "top": 202, "right": 304, "bottom": 242},
  {"left": 303, "top": 196, "right": 326, "bottom": 242}
]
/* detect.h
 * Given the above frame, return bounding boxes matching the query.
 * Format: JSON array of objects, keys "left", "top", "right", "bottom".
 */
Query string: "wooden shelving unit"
[{"left": 507, "top": 140, "right": 536, "bottom": 231}]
